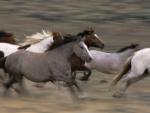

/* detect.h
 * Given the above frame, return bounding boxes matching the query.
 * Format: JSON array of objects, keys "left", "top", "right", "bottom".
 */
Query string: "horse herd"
[{"left": 0, "top": 29, "right": 148, "bottom": 100}]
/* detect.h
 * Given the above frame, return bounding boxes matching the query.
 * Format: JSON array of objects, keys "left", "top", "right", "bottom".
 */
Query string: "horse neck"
[
  {"left": 28, "top": 37, "right": 53, "bottom": 52},
  {"left": 118, "top": 49, "right": 135, "bottom": 61},
  {"left": 48, "top": 41, "right": 75, "bottom": 59}
]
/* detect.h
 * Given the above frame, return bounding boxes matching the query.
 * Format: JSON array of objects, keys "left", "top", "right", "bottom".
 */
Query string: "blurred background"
[{"left": 0, "top": 0, "right": 150, "bottom": 113}]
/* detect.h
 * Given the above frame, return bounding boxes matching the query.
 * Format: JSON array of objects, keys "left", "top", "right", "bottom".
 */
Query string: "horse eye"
[{"left": 81, "top": 46, "right": 84, "bottom": 49}]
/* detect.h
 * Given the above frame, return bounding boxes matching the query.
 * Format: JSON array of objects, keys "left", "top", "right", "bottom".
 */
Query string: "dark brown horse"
[
  {"left": 68, "top": 28, "right": 104, "bottom": 79},
  {"left": 0, "top": 30, "right": 17, "bottom": 44}
]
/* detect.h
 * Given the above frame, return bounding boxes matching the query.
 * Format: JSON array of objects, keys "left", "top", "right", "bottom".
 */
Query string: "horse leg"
[
  {"left": 113, "top": 71, "right": 149, "bottom": 97},
  {"left": 14, "top": 76, "right": 29, "bottom": 96},
  {"left": 80, "top": 68, "right": 92, "bottom": 81},
  {"left": 74, "top": 80, "right": 82, "bottom": 93},
  {"left": 3, "top": 74, "right": 17, "bottom": 96},
  {"left": 71, "top": 71, "right": 77, "bottom": 80},
  {"left": 33, "top": 83, "right": 46, "bottom": 88},
  {"left": 66, "top": 82, "right": 78, "bottom": 101}
]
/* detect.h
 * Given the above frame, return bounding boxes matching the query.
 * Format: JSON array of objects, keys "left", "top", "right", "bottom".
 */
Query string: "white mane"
[{"left": 20, "top": 30, "right": 53, "bottom": 45}]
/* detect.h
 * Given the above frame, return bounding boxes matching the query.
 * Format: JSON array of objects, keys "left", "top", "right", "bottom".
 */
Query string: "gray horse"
[{"left": 1, "top": 36, "right": 92, "bottom": 99}]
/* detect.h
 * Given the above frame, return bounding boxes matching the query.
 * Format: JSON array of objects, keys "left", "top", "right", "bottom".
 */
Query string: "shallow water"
[{"left": 0, "top": 0, "right": 150, "bottom": 113}]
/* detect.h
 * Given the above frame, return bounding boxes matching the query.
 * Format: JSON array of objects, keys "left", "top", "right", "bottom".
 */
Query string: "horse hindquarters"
[
  {"left": 0, "top": 55, "right": 6, "bottom": 66},
  {"left": 3, "top": 74, "right": 17, "bottom": 95},
  {"left": 112, "top": 57, "right": 150, "bottom": 97},
  {"left": 111, "top": 57, "right": 132, "bottom": 86}
]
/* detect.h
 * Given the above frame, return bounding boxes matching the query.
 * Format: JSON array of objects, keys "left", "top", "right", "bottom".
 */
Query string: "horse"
[
  {"left": 33, "top": 28, "right": 105, "bottom": 88},
  {"left": 1, "top": 36, "right": 92, "bottom": 99},
  {"left": 0, "top": 30, "right": 17, "bottom": 44},
  {"left": 80, "top": 44, "right": 139, "bottom": 81},
  {"left": 68, "top": 28, "right": 104, "bottom": 73},
  {"left": 111, "top": 48, "right": 150, "bottom": 97},
  {"left": 0, "top": 30, "right": 63, "bottom": 82},
  {"left": 0, "top": 30, "right": 63, "bottom": 57}
]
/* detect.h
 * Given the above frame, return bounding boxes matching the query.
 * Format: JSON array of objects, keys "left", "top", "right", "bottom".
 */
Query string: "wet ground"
[{"left": 0, "top": 0, "right": 150, "bottom": 113}]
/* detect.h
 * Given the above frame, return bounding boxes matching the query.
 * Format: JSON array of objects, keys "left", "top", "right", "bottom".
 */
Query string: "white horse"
[
  {"left": 80, "top": 44, "right": 139, "bottom": 81},
  {"left": 111, "top": 48, "right": 150, "bottom": 97},
  {"left": 0, "top": 30, "right": 62, "bottom": 56}
]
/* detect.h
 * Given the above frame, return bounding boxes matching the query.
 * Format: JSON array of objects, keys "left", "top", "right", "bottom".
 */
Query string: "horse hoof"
[
  {"left": 78, "top": 93, "right": 89, "bottom": 100},
  {"left": 2, "top": 90, "right": 10, "bottom": 97},
  {"left": 33, "top": 83, "right": 45, "bottom": 88},
  {"left": 99, "top": 79, "right": 108, "bottom": 84},
  {"left": 79, "top": 77, "right": 89, "bottom": 81},
  {"left": 112, "top": 92, "right": 126, "bottom": 98}
]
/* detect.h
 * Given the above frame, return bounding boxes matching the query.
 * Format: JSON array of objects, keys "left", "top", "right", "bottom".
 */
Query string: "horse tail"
[
  {"left": 111, "top": 56, "right": 132, "bottom": 87},
  {"left": 0, "top": 56, "right": 7, "bottom": 69},
  {"left": 0, "top": 51, "right": 4, "bottom": 58}
]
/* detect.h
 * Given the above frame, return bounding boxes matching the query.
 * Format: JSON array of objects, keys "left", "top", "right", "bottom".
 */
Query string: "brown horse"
[
  {"left": 0, "top": 30, "right": 17, "bottom": 44},
  {"left": 68, "top": 28, "right": 104, "bottom": 79}
]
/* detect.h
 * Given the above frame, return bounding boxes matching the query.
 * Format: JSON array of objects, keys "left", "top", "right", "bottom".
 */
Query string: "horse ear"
[
  {"left": 131, "top": 43, "right": 139, "bottom": 48},
  {"left": 89, "top": 27, "right": 94, "bottom": 33},
  {"left": 42, "top": 29, "right": 48, "bottom": 36}
]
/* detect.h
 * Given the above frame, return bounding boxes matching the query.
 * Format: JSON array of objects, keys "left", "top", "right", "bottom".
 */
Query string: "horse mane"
[
  {"left": 77, "top": 29, "right": 94, "bottom": 37},
  {"left": 0, "top": 30, "right": 13, "bottom": 37},
  {"left": 49, "top": 28, "right": 94, "bottom": 50},
  {"left": 116, "top": 43, "right": 139, "bottom": 53},
  {"left": 26, "top": 30, "right": 52, "bottom": 39},
  {"left": 21, "top": 30, "right": 53, "bottom": 45},
  {"left": 49, "top": 35, "right": 79, "bottom": 50}
]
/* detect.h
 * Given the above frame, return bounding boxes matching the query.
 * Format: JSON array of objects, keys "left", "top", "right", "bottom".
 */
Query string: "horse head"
[
  {"left": 0, "top": 30, "right": 16, "bottom": 44},
  {"left": 73, "top": 39, "right": 93, "bottom": 63},
  {"left": 52, "top": 32, "right": 64, "bottom": 42},
  {"left": 77, "top": 28, "right": 104, "bottom": 49}
]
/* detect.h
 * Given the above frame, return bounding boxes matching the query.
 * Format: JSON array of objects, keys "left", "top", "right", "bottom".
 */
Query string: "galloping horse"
[
  {"left": 29, "top": 28, "right": 104, "bottom": 81},
  {"left": 80, "top": 44, "right": 139, "bottom": 81},
  {"left": 111, "top": 48, "right": 150, "bottom": 97},
  {"left": 0, "top": 30, "right": 63, "bottom": 82},
  {"left": 68, "top": 28, "right": 104, "bottom": 75},
  {"left": 0, "top": 30, "right": 17, "bottom": 44},
  {"left": 1, "top": 36, "right": 92, "bottom": 99},
  {"left": 33, "top": 28, "right": 105, "bottom": 88}
]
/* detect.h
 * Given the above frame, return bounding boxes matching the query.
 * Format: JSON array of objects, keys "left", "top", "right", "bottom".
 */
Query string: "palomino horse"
[
  {"left": 0, "top": 30, "right": 17, "bottom": 44},
  {"left": 80, "top": 44, "right": 139, "bottom": 81},
  {"left": 1, "top": 36, "right": 92, "bottom": 99},
  {"left": 111, "top": 48, "right": 150, "bottom": 97}
]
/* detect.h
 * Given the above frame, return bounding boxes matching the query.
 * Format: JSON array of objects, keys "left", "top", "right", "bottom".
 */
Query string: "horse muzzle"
[
  {"left": 94, "top": 43, "right": 104, "bottom": 49},
  {"left": 86, "top": 57, "right": 92, "bottom": 62},
  {"left": 99, "top": 43, "right": 104, "bottom": 49}
]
